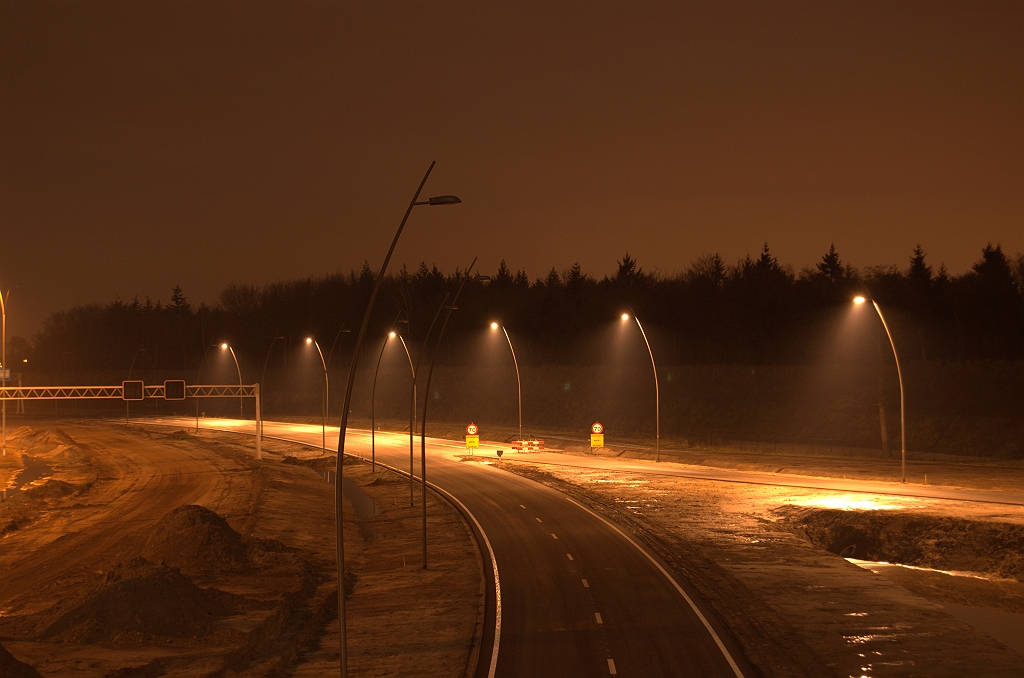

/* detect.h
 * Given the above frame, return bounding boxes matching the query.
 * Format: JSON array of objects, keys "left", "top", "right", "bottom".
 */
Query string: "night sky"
[{"left": 1, "top": 0, "right": 1021, "bottom": 338}]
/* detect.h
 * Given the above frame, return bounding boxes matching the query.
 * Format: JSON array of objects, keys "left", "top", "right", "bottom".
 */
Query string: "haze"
[{"left": 1, "top": 0, "right": 1021, "bottom": 338}]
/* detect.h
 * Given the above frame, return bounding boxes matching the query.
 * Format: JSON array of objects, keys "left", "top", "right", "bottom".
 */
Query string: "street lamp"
[
  {"left": 370, "top": 334, "right": 389, "bottom": 473},
  {"left": 418, "top": 258, "right": 476, "bottom": 569},
  {"left": 621, "top": 313, "right": 661, "bottom": 461},
  {"left": 219, "top": 343, "right": 244, "bottom": 419},
  {"left": 854, "top": 295, "right": 907, "bottom": 483},
  {"left": 394, "top": 331, "right": 417, "bottom": 504},
  {"left": 333, "top": 161, "right": 460, "bottom": 678},
  {"left": 490, "top": 321, "right": 523, "bottom": 443},
  {"left": 306, "top": 338, "right": 329, "bottom": 455}
]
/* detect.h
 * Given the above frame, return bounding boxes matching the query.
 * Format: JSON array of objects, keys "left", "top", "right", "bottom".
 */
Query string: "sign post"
[
  {"left": 465, "top": 423, "right": 479, "bottom": 454},
  {"left": 590, "top": 422, "right": 604, "bottom": 453}
]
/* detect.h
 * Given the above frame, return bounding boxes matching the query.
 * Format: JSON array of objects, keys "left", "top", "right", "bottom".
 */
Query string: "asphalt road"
[{"left": 152, "top": 418, "right": 749, "bottom": 678}]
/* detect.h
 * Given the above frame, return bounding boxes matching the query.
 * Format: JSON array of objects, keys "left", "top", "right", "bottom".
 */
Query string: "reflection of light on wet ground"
[
  {"left": 847, "top": 558, "right": 1001, "bottom": 581},
  {"left": 788, "top": 494, "right": 907, "bottom": 511}
]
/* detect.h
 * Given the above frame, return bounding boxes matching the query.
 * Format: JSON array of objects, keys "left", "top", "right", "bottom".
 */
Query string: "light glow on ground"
[{"left": 788, "top": 493, "right": 907, "bottom": 511}]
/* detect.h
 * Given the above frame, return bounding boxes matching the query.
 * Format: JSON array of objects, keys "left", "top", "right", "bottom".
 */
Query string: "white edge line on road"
[
  {"left": 264, "top": 432, "right": 503, "bottom": 678},
  {"left": 197, "top": 424, "right": 503, "bottom": 678},
  {"left": 565, "top": 495, "right": 746, "bottom": 678}
]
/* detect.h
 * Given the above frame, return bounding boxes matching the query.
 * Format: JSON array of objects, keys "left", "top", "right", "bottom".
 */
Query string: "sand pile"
[
  {"left": 23, "top": 479, "right": 79, "bottom": 500},
  {"left": 40, "top": 558, "right": 235, "bottom": 645},
  {"left": 783, "top": 507, "right": 1024, "bottom": 580},
  {"left": 0, "top": 642, "right": 42, "bottom": 678},
  {"left": 141, "top": 505, "right": 250, "bottom": 576}
]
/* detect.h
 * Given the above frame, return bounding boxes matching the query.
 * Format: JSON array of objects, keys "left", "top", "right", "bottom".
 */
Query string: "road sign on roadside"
[
  {"left": 122, "top": 380, "right": 144, "bottom": 401},
  {"left": 592, "top": 422, "right": 603, "bottom": 434},
  {"left": 164, "top": 380, "right": 186, "bottom": 400},
  {"left": 465, "top": 435, "right": 479, "bottom": 449},
  {"left": 590, "top": 433, "right": 604, "bottom": 448},
  {"left": 466, "top": 423, "right": 478, "bottom": 435}
]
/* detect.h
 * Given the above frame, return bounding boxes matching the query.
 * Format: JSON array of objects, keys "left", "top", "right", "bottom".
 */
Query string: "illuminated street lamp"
[
  {"left": 219, "top": 342, "right": 244, "bottom": 419},
  {"left": 490, "top": 321, "right": 523, "bottom": 443},
  {"left": 394, "top": 331, "right": 417, "bottom": 504},
  {"left": 333, "top": 161, "right": 460, "bottom": 678},
  {"left": 854, "top": 295, "right": 906, "bottom": 483},
  {"left": 369, "top": 333, "right": 391, "bottom": 473},
  {"left": 306, "top": 338, "right": 329, "bottom": 454},
  {"left": 621, "top": 313, "right": 661, "bottom": 462}
]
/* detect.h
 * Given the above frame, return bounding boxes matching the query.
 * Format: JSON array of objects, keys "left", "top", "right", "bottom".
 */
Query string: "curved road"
[{"left": 154, "top": 418, "right": 749, "bottom": 678}]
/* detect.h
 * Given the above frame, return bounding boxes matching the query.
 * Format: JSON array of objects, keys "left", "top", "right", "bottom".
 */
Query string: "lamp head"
[
  {"left": 389, "top": 331, "right": 397, "bottom": 339},
  {"left": 305, "top": 337, "right": 313, "bottom": 344},
  {"left": 621, "top": 313, "right": 630, "bottom": 321},
  {"left": 490, "top": 322, "right": 499, "bottom": 330},
  {"left": 220, "top": 342, "right": 228, "bottom": 350},
  {"left": 853, "top": 296, "right": 867, "bottom": 305},
  {"left": 427, "top": 195, "right": 462, "bottom": 206}
]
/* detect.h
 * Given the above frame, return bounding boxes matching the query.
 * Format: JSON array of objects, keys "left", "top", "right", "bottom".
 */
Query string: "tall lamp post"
[
  {"left": 333, "top": 161, "right": 460, "bottom": 678},
  {"left": 220, "top": 343, "right": 244, "bottom": 419},
  {"left": 370, "top": 335, "right": 389, "bottom": 473},
  {"left": 306, "top": 338, "right": 329, "bottom": 454},
  {"left": 854, "top": 296, "right": 906, "bottom": 483},
  {"left": 419, "top": 258, "right": 476, "bottom": 569},
  {"left": 395, "top": 331, "right": 417, "bottom": 503},
  {"left": 621, "top": 313, "right": 660, "bottom": 461},
  {"left": 490, "top": 322, "right": 523, "bottom": 443}
]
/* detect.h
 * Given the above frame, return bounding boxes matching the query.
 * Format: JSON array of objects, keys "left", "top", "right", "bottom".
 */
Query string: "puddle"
[
  {"left": 848, "top": 558, "right": 1024, "bottom": 658},
  {"left": 847, "top": 558, "right": 1005, "bottom": 582},
  {"left": 10, "top": 455, "right": 53, "bottom": 490}
]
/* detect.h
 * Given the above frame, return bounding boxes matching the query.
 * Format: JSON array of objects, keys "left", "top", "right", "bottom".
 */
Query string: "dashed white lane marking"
[
  {"left": 551, "top": 533, "right": 558, "bottom": 540},
  {"left": 519, "top": 504, "right": 526, "bottom": 509},
  {"left": 567, "top": 553, "right": 574, "bottom": 561},
  {"left": 535, "top": 517, "right": 543, "bottom": 523},
  {"left": 565, "top": 496, "right": 746, "bottom": 678},
  {"left": 582, "top": 578, "right": 589, "bottom": 588},
  {"left": 608, "top": 658, "right": 617, "bottom": 674},
  {"left": 595, "top": 612, "right": 603, "bottom": 624}
]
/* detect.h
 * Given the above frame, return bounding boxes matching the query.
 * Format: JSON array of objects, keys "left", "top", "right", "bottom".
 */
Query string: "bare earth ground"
[
  {"left": 0, "top": 421, "right": 481, "bottom": 677},
  {"left": 485, "top": 457, "right": 1024, "bottom": 678}
]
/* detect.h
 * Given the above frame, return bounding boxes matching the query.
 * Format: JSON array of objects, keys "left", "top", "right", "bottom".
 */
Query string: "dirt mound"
[
  {"left": 781, "top": 507, "right": 1024, "bottom": 580},
  {"left": 0, "top": 642, "right": 42, "bottom": 678},
  {"left": 11, "top": 427, "right": 77, "bottom": 454},
  {"left": 41, "top": 558, "right": 235, "bottom": 644},
  {"left": 165, "top": 430, "right": 191, "bottom": 440},
  {"left": 23, "top": 479, "right": 80, "bottom": 500},
  {"left": 141, "top": 505, "right": 249, "bottom": 575}
]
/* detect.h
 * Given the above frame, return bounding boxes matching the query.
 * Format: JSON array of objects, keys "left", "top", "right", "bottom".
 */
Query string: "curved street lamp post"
[
  {"left": 419, "top": 258, "right": 476, "bottom": 568},
  {"left": 854, "top": 296, "right": 906, "bottom": 483},
  {"left": 306, "top": 338, "right": 329, "bottom": 455},
  {"left": 490, "top": 322, "right": 523, "bottom": 443},
  {"left": 395, "top": 332, "right": 417, "bottom": 503},
  {"left": 220, "top": 343, "right": 244, "bottom": 419},
  {"left": 332, "top": 161, "right": 460, "bottom": 678},
  {"left": 622, "top": 313, "right": 661, "bottom": 461}
]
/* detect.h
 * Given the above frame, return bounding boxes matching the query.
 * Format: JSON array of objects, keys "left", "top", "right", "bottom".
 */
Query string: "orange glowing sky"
[{"left": 1, "top": 1, "right": 1021, "bottom": 336}]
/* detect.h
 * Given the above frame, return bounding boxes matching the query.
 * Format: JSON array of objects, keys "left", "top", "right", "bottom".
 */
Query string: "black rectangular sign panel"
[
  {"left": 164, "top": 380, "right": 186, "bottom": 400},
  {"left": 122, "top": 380, "right": 144, "bottom": 401}
]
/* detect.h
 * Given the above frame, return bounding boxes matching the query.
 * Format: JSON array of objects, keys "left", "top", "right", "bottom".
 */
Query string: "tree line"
[{"left": 14, "top": 242, "right": 1022, "bottom": 380}]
